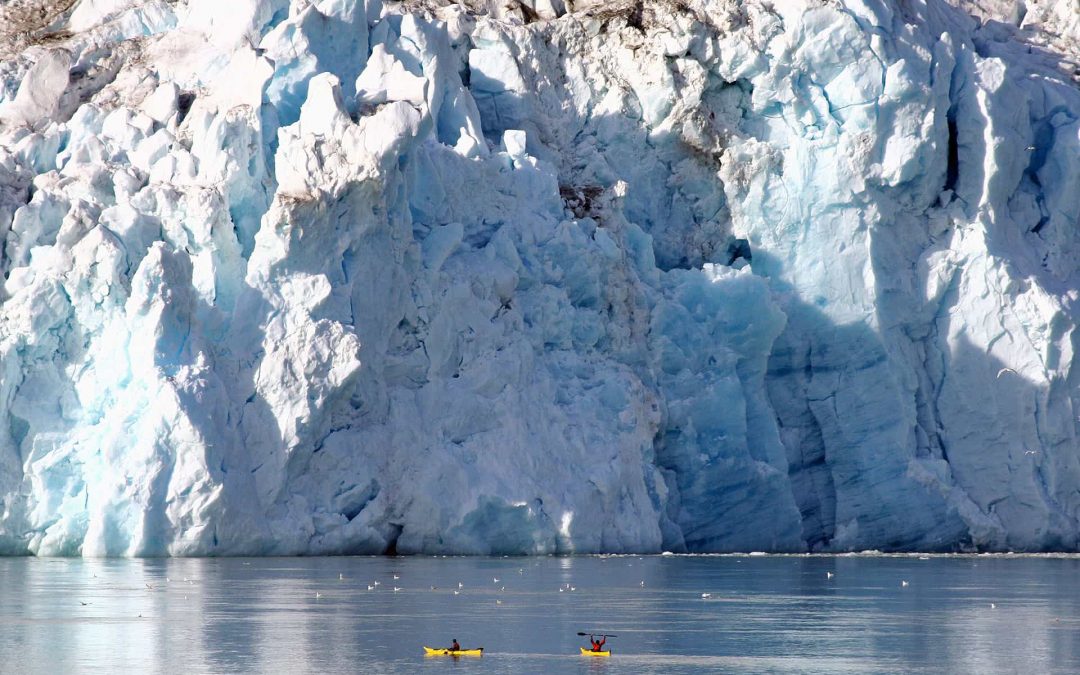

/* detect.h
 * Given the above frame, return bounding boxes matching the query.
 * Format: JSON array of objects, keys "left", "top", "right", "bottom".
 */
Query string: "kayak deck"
[
  {"left": 580, "top": 647, "right": 611, "bottom": 656},
  {"left": 423, "top": 647, "right": 483, "bottom": 656}
]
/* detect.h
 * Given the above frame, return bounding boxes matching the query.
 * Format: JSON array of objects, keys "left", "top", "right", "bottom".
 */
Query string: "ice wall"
[{"left": 1, "top": 0, "right": 1079, "bottom": 555}]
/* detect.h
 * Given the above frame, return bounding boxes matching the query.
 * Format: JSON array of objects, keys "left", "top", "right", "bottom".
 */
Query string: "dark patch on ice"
[
  {"left": 8, "top": 414, "right": 28, "bottom": 449},
  {"left": 176, "top": 91, "right": 195, "bottom": 125},
  {"left": 725, "top": 238, "right": 752, "bottom": 266},
  {"left": 338, "top": 479, "right": 379, "bottom": 522},
  {"left": 560, "top": 184, "right": 604, "bottom": 220},
  {"left": 383, "top": 524, "right": 403, "bottom": 556},
  {"left": 944, "top": 116, "right": 959, "bottom": 193}
]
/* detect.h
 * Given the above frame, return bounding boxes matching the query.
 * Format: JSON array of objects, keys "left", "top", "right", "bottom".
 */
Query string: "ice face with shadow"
[{"left": 1, "top": 0, "right": 1079, "bottom": 555}]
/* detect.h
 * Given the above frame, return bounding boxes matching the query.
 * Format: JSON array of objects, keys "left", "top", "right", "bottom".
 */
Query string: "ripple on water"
[{"left": 0, "top": 554, "right": 1078, "bottom": 674}]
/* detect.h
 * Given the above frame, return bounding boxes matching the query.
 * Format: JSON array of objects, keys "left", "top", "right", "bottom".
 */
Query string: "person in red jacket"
[
  {"left": 449, "top": 639, "right": 460, "bottom": 652},
  {"left": 589, "top": 635, "right": 606, "bottom": 652}
]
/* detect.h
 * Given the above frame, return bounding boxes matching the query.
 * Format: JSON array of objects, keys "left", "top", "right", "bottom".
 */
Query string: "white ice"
[{"left": 1, "top": 0, "right": 1079, "bottom": 555}]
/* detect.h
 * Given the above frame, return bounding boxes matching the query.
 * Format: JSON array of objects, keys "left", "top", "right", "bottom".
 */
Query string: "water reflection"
[{"left": 0, "top": 555, "right": 1078, "bottom": 674}]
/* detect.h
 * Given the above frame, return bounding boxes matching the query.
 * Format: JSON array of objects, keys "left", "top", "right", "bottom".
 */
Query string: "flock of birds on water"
[{"left": 67, "top": 555, "right": 1019, "bottom": 620}]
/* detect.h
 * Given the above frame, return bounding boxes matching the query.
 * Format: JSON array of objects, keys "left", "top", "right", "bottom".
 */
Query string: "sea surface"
[{"left": 1, "top": 553, "right": 1078, "bottom": 674}]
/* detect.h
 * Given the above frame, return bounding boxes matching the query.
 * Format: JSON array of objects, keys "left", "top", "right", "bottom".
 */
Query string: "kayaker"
[
  {"left": 588, "top": 635, "right": 606, "bottom": 652},
  {"left": 450, "top": 639, "right": 460, "bottom": 652}
]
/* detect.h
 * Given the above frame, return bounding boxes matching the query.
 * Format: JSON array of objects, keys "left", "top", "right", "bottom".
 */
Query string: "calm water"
[{"left": 1, "top": 554, "right": 1078, "bottom": 674}]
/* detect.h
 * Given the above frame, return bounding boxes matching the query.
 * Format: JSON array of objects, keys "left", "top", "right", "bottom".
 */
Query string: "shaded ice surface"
[{"left": 0, "top": 0, "right": 1078, "bottom": 556}]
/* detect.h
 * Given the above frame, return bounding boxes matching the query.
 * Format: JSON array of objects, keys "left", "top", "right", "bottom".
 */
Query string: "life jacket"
[{"left": 450, "top": 642, "right": 460, "bottom": 651}]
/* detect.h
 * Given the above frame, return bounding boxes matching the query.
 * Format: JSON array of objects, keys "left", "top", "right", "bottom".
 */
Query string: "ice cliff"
[{"left": 1, "top": 0, "right": 1079, "bottom": 555}]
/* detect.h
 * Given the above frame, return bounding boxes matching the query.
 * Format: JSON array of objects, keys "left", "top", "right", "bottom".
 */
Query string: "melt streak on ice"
[{"left": 0, "top": 0, "right": 1079, "bottom": 555}]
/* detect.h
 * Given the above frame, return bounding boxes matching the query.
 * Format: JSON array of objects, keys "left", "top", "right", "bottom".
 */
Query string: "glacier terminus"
[{"left": 0, "top": 0, "right": 1079, "bottom": 556}]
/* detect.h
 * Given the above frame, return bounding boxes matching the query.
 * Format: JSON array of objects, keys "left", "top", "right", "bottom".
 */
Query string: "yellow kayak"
[
  {"left": 423, "top": 647, "right": 483, "bottom": 656},
  {"left": 580, "top": 647, "right": 611, "bottom": 656}
]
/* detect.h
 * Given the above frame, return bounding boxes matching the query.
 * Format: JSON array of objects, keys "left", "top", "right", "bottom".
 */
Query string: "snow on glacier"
[{"left": 0, "top": 0, "right": 1079, "bottom": 556}]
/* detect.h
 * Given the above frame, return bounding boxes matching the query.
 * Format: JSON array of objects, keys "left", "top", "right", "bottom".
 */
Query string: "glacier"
[{"left": 0, "top": 0, "right": 1079, "bottom": 556}]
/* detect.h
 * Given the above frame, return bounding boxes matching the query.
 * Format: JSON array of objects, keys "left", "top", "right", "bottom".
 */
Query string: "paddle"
[{"left": 577, "top": 632, "right": 618, "bottom": 638}]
